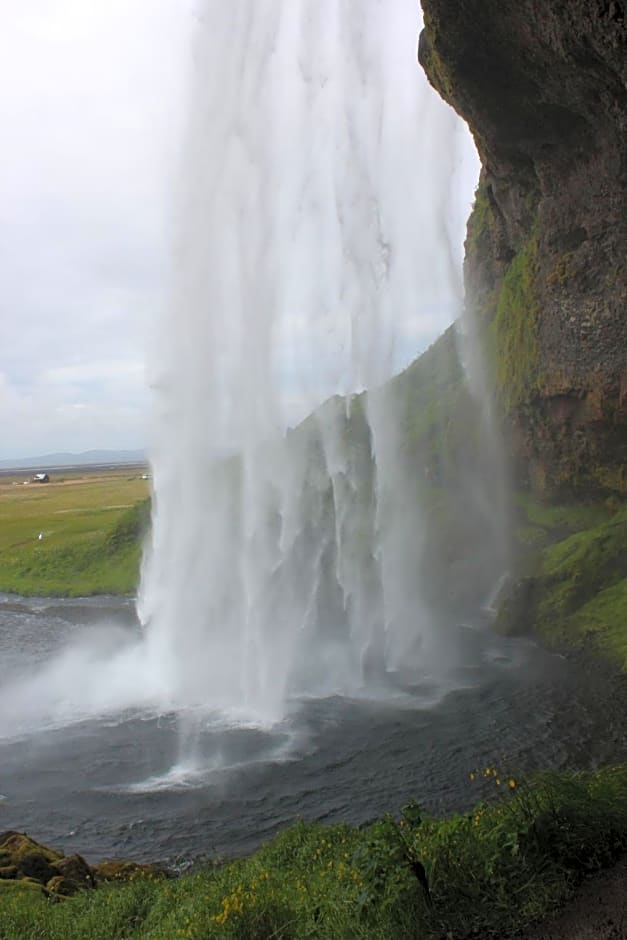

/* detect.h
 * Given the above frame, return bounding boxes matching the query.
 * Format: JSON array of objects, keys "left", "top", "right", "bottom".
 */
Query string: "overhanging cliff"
[{"left": 419, "top": 0, "right": 627, "bottom": 496}]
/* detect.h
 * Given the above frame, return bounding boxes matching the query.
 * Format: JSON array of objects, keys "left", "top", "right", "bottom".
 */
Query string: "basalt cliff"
[{"left": 419, "top": 0, "right": 626, "bottom": 498}]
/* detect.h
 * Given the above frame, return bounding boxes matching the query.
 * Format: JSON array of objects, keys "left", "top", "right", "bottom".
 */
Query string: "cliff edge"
[{"left": 419, "top": 0, "right": 627, "bottom": 497}]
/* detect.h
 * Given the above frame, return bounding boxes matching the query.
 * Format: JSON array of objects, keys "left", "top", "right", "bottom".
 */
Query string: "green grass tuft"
[{"left": 504, "top": 498, "right": 627, "bottom": 666}]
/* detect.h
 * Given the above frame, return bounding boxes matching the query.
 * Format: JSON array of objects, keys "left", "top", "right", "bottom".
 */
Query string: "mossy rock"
[
  {"left": 93, "top": 860, "right": 169, "bottom": 883},
  {"left": 493, "top": 577, "right": 540, "bottom": 635},
  {"left": 0, "top": 832, "right": 66, "bottom": 888},
  {"left": 51, "top": 853, "right": 96, "bottom": 892},
  {"left": 492, "top": 226, "right": 541, "bottom": 411},
  {"left": 498, "top": 501, "right": 627, "bottom": 667},
  {"left": 573, "top": 579, "right": 627, "bottom": 670},
  {"left": 46, "top": 874, "right": 78, "bottom": 898},
  {"left": 0, "top": 831, "right": 63, "bottom": 867},
  {"left": 16, "top": 851, "right": 57, "bottom": 884}
]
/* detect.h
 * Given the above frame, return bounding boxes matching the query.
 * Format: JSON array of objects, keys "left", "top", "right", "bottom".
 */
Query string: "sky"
[
  {"left": 0, "top": 1, "right": 478, "bottom": 462},
  {"left": 0, "top": 0, "right": 192, "bottom": 460}
]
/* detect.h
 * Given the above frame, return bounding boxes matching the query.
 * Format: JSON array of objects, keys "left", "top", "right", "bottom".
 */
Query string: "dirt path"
[{"left": 522, "top": 857, "right": 627, "bottom": 939}]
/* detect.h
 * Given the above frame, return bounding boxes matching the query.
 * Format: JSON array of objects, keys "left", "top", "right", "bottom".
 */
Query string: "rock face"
[{"left": 419, "top": 0, "right": 627, "bottom": 497}]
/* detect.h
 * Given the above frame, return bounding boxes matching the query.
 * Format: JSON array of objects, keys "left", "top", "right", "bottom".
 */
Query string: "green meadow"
[{"left": 0, "top": 469, "right": 149, "bottom": 597}]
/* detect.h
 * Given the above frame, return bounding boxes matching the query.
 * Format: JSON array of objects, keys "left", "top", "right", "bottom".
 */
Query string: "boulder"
[
  {"left": 17, "top": 851, "right": 57, "bottom": 884},
  {"left": 52, "top": 854, "right": 96, "bottom": 891},
  {"left": 0, "top": 831, "right": 63, "bottom": 866},
  {"left": 46, "top": 874, "right": 79, "bottom": 898}
]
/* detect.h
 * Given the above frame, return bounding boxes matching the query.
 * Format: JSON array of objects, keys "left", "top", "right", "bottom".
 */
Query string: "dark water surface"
[{"left": 1, "top": 594, "right": 625, "bottom": 865}]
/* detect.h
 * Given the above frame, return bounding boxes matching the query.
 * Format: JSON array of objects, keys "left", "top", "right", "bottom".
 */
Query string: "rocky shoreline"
[{"left": 0, "top": 831, "right": 169, "bottom": 901}]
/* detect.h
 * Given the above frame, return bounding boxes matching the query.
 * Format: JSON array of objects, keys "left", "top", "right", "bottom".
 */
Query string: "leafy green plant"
[{"left": 352, "top": 801, "right": 430, "bottom": 918}]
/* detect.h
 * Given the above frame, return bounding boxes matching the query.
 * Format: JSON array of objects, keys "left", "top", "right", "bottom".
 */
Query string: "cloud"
[
  {"left": 0, "top": 1, "right": 479, "bottom": 462},
  {"left": 0, "top": 1, "right": 192, "bottom": 460}
]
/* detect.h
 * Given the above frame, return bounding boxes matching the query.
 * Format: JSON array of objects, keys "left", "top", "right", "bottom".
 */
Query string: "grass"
[
  {"left": 500, "top": 495, "right": 627, "bottom": 668},
  {"left": 0, "top": 469, "right": 150, "bottom": 596},
  {"left": 516, "top": 492, "right": 614, "bottom": 537},
  {"left": 535, "top": 505, "right": 627, "bottom": 666},
  {"left": 1, "top": 766, "right": 626, "bottom": 939}
]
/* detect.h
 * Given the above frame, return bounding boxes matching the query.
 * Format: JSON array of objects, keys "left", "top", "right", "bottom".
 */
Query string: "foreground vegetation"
[
  {"left": 2, "top": 766, "right": 627, "bottom": 939},
  {"left": 0, "top": 470, "right": 149, "bottom": 596}
]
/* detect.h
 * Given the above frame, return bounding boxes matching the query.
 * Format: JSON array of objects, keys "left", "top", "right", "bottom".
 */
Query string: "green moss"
[
  {"left": 547, "top": 251, "right": 576, "bottom": 288},
  {"left": 594, "top": 464, "right": 627, "bottom": 495},
  {"left": 501, "top": 497, "right": 627, "bottom": 666},
  {"left": 419, "top": 12, "right": 456, "bottom": 103},
  {"left": 465, "top": 177, "right": 494, "bottom": 256},
  {"left": 541, "top": 507, "right": 627, "bottom": 581},
  {"left": 0, "top": 833, "right": 63, "bottom": 867},
  {"left": 517, "top": 493, "right": 613, "bottom": 538},
  {"left": 574, "top": 580, "right": 627, "bottom": 670},
  {"left": 530, "top": 505, "right": 627, "bottom": 665},
  {"left": 492, "top": 228, "right": 541, "bottom": 411},
  {"left": 387, "top": 325, "right": 474, "bottom": 471}
]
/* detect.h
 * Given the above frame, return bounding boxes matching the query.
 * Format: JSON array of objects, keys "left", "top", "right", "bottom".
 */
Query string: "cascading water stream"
[
  {"left": 6, "top": 3, "right": 615, "bottom": 860},
  {"left": 138, "top": 0, "right": 479, "bottom": 724}
]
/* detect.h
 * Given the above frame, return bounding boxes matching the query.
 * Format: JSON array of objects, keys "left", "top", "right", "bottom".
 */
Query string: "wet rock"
[{"left": 494, "top": 577, "right": 540, "bottom": 635}]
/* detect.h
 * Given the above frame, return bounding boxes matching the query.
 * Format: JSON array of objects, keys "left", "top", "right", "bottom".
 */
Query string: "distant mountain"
[{"left": 0, "top": 449, "right": 147, "bottom": 471}]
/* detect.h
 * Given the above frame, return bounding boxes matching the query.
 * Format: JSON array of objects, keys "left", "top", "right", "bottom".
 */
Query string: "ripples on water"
[{"left": 0, "top": 594, "right": 625, "bottom": 864}]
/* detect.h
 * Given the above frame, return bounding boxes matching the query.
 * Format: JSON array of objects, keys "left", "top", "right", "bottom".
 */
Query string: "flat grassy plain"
[{"left": 0, "top": 467, "right": 150, "bottom": 596}]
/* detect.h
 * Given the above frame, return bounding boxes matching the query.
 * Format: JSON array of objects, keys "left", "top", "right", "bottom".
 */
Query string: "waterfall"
[{"left": 138, "top": 0, "right": 478, "bottom": 723}]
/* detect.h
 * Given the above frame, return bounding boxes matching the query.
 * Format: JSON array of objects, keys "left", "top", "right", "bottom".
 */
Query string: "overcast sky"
[
  {"left": 0, "top": 1, "right": 478, "bottom": 462},
  {"left": 0, "top": 1, "right": 193, "bottom": 460}
]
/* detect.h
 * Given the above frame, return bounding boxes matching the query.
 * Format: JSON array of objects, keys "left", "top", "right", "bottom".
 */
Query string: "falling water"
[{"left": 138, "top": 0, "right": 478, "bottom": 723}]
